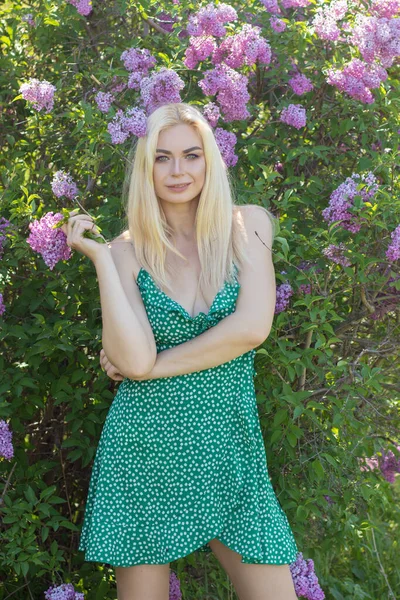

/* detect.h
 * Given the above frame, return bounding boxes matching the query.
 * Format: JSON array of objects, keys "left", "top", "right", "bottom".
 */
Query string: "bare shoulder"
[{"left": 233, "top": 204, "right": 274, "bottom": 251}]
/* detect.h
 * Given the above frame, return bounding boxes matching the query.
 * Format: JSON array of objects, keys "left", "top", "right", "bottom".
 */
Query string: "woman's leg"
[
  {"left": 208, "top": 538, "right": 298, "bottom": 600},
  {"left": 115, "top": 563, "right": 170, "bottom": 600}
]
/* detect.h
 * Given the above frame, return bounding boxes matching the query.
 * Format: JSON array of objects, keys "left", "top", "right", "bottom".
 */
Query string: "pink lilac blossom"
[
  {"left": 312, "top": 0, "right": 348, "bottom": 41},
  {"left": 299, "top": 283, "right": 312, "bottom": 294},
  {"left": 369, "top": 0, "right": 400, "bottom": 18},
  {"left": 95, "top": 91, "right": 114, "bottom": 113},
  {"left": 27, "top": 212, "right": 72, "bottom": 271},
  {"left": 169, "top": 571, "right": 182, "bottom": 600},
  {"left": 281, "top": 0, "right": 312, "bottom": 8},
  {"left": 386, "top": 224, "right": 400, "bottom": 261},
  {"left": 0, "top": 420, "right": 14, "bottom": 460},
  {"left": 214, "top": 127, "right": 238, "bottom": 166},
  {"left": 360, "top": 446, "right": 400, "bottom": 483},
  {"left": 51, "top": 171, "right": 79, "bottom": 200},
  {"left": 22, "top": 13, "right": 35, "bottom": 26},
  {"left": 140, "top": 68, "right": 185, "bottom": 116},
  {"left": 19, "top": 78, "right": 56, "bottom": 113},
  {"left": 184, "top": 36, "right": 218, "bottom": 69},
  {"left": 327, "top": 58, "right": 388, "bottom": 104},
  {"left": 270, "top": 17, "right": 287, "bottom": 32},
  {"left": 289, "top": 552, "right": 325, "bottom": 600},
  {"left": 323, "top": 243, "right": 351, "bottom": 267},
  {"left": 260, "top": 0, "right": 282, "bottom": 14},
  {"left": 0, "top": 217, "right": 12, "bottom": 258},
  {"left": 0, "top": 293, "right": 5, "bottom": 316},
  {"left": 350, "top": 15, "right": 400, "bottom": 69},
  {"left": 187, "top": 2, "right": 238, "bottom": 37},
  {"left": 157, "top": 11, "right": 178, "bottom": 33},
  {"left": 275, "top": 282, "right": 293, "bottom": 314},
  {"left": 199, "top": 63, "right": 251, "bottom": 122},
  {"left": 66, "top": 0, "right": 93, "bottom": 16},
  {"left": 211, "top": 24, "right": 272, "bottom": 69},
  {"left": 288, "top": 73, "right": 314, "bottom": 95},
  {"left": 108, "top": 107, "right": 148, "bottom": 143},
  {"left": 45, "top": 583, "right": 84, "bottom": 600},
  {"left": 121, "top": 47, "right": 157, "bottom": 90},
  {"left": 203, "top": 102, "right": 221, "bottom": 127},
  {"left": 322, "top": 172, "right": 379, "bottom": 233},
  {"left": 279, "top": 104, "right": 307, "bottom": 129}
]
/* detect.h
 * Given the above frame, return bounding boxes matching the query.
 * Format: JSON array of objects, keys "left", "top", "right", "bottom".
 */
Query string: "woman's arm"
[
  {"left": 94, "top": 241, "right": 157, "bottom": 379},
  {"left": 137, "top": 205, "right": 275, "bottom": 380}
]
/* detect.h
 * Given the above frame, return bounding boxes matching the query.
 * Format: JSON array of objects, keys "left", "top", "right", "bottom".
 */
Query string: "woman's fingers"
[{"left": 100, "top": 348, "right": 124, "bottom": 381}]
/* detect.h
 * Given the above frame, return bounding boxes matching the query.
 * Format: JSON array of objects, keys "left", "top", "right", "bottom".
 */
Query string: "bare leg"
[
  {"left": 115, "top": 563, "right": 170, "bottom": 600},
  {"left": 209, "top": 538, "right": 298, "bottom": 600}
]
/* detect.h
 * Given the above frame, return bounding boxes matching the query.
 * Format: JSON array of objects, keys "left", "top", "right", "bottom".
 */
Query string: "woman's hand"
[
  {"left": 60, "top": 209, "right": 107, "bottom": 263},
  {"left": 99, "top": 348, "right": 125, "bottom": 381}
]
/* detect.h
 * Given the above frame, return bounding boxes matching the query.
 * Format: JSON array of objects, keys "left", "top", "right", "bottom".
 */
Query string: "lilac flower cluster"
[
  {"left": 157, "top": 11, "right": 178, "bottom": 33},
  {"left": 27, "top": 212, "right": 72, "bottom": 271},
  {"left": 203, "top": 102, "right": 221, "bottom": 127},
  {"left": 199, "top": 63, "right": 251, "bottom": 122},
  {"left": 184, "top": 37, "right": 218, "bottom": 70},
  {"left": 66, "top": 0, "right": 93, "bottom": 17},
  {"left": 288, "top": 73, "right": 314, "bottom": 95},
  {"left": 322, "top": 172, "right": 379, "bottom": 232},
  {"left": 214, "top": 127, "right": 238, "bottom": 166},
  {"left": 275, "top": 282, "right": 293, "bottom": 314},
  {"left": 260, "top": 0, "right": 282, "bottom": 15},
  {"left": 121, "top": 47, "right": 157, "bottom": 90},
  {"left": 211, "top": 24, "right": 272, "bottom": 69},
  {"left": 327, "top": 58, "right": 388, "bottom": 104},
  {"left": 22, "top": 13, "right": 36, "bottom": 27},
  {"left": 169, "top": 571, "right": 182, "bottom": 600},
  {"left": 0, "top": 217, "right": 12, "bottom": 259},
  {"left": 186, "top": 2, "right": 238, "bottom": 37},
  {"left": 51, "top": 170, "right": 79, "bottom": 200},
  {"left": 0, "top": 420, "right": 14, "bottom": 460},
  {"left": 324, "top": 495, "right": 335, "bottom": 505},
  {"left": 351, "top": 14, "right": 400, "bottom": 68},
  {"left": 360, "top": 445, "right": 400, "bottom": 483},
  {"left": 281, "top": 0, "right": 312, "bottom": 8},
  {"left": 141, "top": 68, "right": 185, "bottom": 116},
  {"left": 107, "top": 107, "right": 148, "bottom": 144},
  {"left": 312, "top": 0, "right": 348, "bottom": 42},
  {"left": 19, "top": 78, "right": 57, "bottom": 113},
  {"left": 270, "top": 16, "right": 287, "bottom": 32},
  {"left": 369, "top": 0, "right": 400, "bottom": 18},
  {"left": 279, "top": 104, "right": 307, "bottom": 129},
  {"left": 323, "top": 243, "right": 351, "bottom": 267},
  {"left": 95, "top": 91, "right": 114, "bottom": 114},
  {"left": 289, "top": 552, "right": 325, "bottom": 600},
  {"left": 45, "top": 583, "right": 84, "bottom": 600},
  {"left": 385, "top": 224, "right": 400, "bottom": 262}
]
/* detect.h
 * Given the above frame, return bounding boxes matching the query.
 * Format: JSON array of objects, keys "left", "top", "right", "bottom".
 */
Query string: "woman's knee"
[{"left": 115, "top": 563, "right": 170, "bottom": 600}]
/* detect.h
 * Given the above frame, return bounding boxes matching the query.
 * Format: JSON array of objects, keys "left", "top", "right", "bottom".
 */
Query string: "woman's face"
[{"left": 153, "top": 123, "right": 206, "bottom": 205}]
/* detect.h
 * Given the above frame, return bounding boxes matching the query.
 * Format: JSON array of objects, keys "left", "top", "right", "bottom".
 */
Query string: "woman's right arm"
[{"left": 93, "top": 240, "right": 157, "bottom": 379}]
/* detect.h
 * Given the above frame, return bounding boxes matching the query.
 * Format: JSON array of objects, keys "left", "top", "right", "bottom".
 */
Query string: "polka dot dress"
[{"left": 78, "top": 262, "right": 298, "bottom": 567}]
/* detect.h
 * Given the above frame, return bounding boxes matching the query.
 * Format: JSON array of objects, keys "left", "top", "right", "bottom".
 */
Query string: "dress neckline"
[{"left": 136, "top": 263, "right": 239, "bottom": 321}]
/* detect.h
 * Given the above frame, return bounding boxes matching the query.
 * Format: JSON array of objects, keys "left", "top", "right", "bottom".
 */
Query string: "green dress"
[{"left": 78, "top": 262, "right": 298, "bottom": 567}]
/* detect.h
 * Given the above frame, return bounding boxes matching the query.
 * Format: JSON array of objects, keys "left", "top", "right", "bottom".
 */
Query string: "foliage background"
[{"left": 0, "top": 0, "right": 399, "bottom": 598}]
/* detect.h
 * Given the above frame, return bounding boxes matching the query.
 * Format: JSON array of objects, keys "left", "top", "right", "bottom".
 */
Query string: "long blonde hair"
[{"left": 119, "top": 101, "right": 274, "bottom": 295}]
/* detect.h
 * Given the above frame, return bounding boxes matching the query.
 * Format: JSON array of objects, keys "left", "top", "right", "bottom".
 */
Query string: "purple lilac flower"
[
  {"left": 108, "top": 107, "right": 148, "bottom": 143},
  {"left": 279, "top": 104, "right": 307, "bottom": 129},
  {"left": 214, "top": 127, "right": 238, "bottom": 167},
  {"left": 27, "top": 212, "right": 72, "bottom": 271},
  {"left": 281, "top": 0, "right": 312, "bottom": 7},
  {"left": 169, "top": 571, "right": 182, "bottom": 600},
  {"left": 51, "top": 170, "right": 79, "bottom": 200},
  {"left": 324, "top": 495, "right": 334, "bottom": 505},
  {"left": 327, "top": 58, "right": 388, "bottom": 104},
  {"left": 187, "top": 2, "right": 238, "bottom": 37},
  {"left": 0, "top": 217, "right": 12, "bottom": 258},
  {"left": 19, "top": 78, "right": 56, "bottom": 113},
  {"left": 211, "top": 24, "right": 272, "bottom": 69},
  {"left": 22, "top": 13, "right": 36, "bottom": 26},
  {"left": 0, "top": 293, "right": 5, "bottom": 317},
  {"left": 350, "top": 14, "right": 400, "bottom": 69},
  {"left": 199, "top": 63, "right": 251, "bottom": 122},
  {"left": 95, "top": 91, "right": 114, "bottom": 113},
  {"left": 323, "top": 243, "right": 351, "bottom": 267},
  {"left": 386, "top": 224, "right": 400, "bottom": 262},
  {"left": 0, "top": 420, "right": 14, "bottom": 460},
  {"left": 270, "top": 17, "right": 287, "bottom": 32},
  {"left": 66, "top": 0, "right": 93, "bottom": 16},
  {"left": 312, "top": 0, "right": 348, "bottom": 42},
  {"left": 45, "top": 583, "right": 84, "bottom": 600},
  {"left": 275, "top": 282, "right": 293, "bottom": 314},
  {"left": 322, "top": 172, "right": 379, "bottom": 233},
  {"left": 140, "top": 68, "right": 185, "bottom": 116},
  {"left": 157, "top": 11, "right": 178, "bottom": 33},
  {"left": 288, "top": 73, "right": 314, "bottom": 95},
  {"left": 360, "top": 446, "right": 400, "bottom": 483},
  {"left": 260, "top": 0, "right": 282, "bottom": 14},
  {"left": 369, "top": 0, "right": 400, "bottom": 18},
  {"left": 289, "top": 552, "right": 325, "bottom": 600},
  {"left": 203, "top": 102, "right": 221, "bottom": 127},
  {"left": 121, "top": 47, "right": 157, "bottom": 90},
  {"left": 184, "top": 36, "right": 218, "bottom": 69}
]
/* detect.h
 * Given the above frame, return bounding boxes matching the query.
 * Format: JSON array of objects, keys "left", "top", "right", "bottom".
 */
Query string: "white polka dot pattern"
[{"left": 78, "top": 263, "right": 298, "bottom": 566}]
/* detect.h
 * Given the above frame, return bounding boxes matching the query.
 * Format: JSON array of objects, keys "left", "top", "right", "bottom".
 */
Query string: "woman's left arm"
[{"left": 137, "top": 205, "right": 276, "bottom": 380}]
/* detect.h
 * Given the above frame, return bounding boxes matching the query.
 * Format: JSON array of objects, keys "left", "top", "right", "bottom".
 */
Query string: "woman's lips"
[{"left": 167, "top": 183, "right": 191, "bottom": 192}]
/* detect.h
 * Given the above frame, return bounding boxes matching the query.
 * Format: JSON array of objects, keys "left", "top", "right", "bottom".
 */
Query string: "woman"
[{"left": 65, "top": 103, "right": 298, "bottom": 600}]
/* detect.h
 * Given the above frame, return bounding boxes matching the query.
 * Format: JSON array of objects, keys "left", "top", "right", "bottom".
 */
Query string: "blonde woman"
[{"left": 65, "top": 103, "right": 299, "bottom": 600}]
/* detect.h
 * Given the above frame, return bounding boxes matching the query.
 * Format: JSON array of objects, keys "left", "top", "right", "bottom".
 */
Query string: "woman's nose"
[{"left": 171, "top": 159, "right": 185, "bottom": 174}]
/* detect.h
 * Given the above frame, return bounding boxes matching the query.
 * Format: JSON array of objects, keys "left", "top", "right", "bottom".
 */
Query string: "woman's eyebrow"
[{"left": 155, "top": 146, "right": 203, "bottom": 154}]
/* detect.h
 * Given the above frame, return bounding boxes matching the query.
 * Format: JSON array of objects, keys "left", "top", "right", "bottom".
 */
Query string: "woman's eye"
[{"left": 155, "top": 154, "right": 199, "bottom": 162}]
